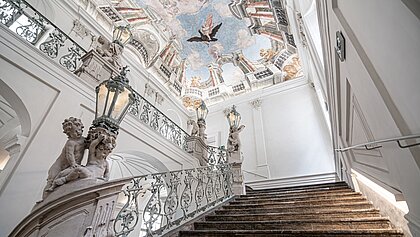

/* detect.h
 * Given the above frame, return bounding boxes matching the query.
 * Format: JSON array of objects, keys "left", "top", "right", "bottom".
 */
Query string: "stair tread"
[
  {"left": 247, "top": 182, "right": 348, "bottom": 193},
  {"left": 211, "top": 208, "right": 380, "bottom": 217},
  {"left": 176, "top": 182, "right": 401, "bottom": 237},
  {"left": 243, "top": 187, "right": 352, "bottom": 197},
  {"left": 197, "top": 217, "right": 391, "bottom": 224},
  {"left": 230, "top": 196, "right": 367, "bottom": 205},
  {"left": 235, "top": 192, "right": 363, "bottom": 201},
  {"left": 180, "top": 229, "right": 404, "bottom": 235},
  {"left": 223, "top": 201, "right": 373, "bottom": 209}
]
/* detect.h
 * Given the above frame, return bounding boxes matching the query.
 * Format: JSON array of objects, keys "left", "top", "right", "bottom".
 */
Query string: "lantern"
[{"left": 93, "top": 66, "right": 136, "bottom": 134}]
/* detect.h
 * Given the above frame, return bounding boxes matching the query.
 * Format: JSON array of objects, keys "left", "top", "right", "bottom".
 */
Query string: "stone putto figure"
[
  {"left": 44, "top": 117, "right": 87, "bottom": 193},
  {"left": 227, "top": 125, "right": 245, "bottom": 157},
  {"left": 43, "top": 118, "right": 116, "bottom": 194},
  {"left": 187, "top": 119, "right": 199, "bottom": 137},
  {"left": 94, "top": 35, "right": 123, "bottom": 69}
]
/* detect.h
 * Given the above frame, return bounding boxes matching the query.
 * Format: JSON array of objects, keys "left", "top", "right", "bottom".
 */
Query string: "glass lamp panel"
[
  {"left": 120, "top": 29, "right": 132, "bottom": 45},
  {"left": 96, "top": 84, "right": 108, "bottom": 118},
  {"left": 113, "top": 27, "right": 121, "bottom": 43},
  {"left": 104, "top": 89, "right": 116, "bottom": 118},
  {"left": 110, "top": 87, "right": 130, "bottom": 120}
]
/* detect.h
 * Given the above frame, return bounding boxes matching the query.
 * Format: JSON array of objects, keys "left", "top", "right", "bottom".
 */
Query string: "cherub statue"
[
  {"left": 84, "top": 133, "right": 114, "bottom": 181},
  {"left": 93, "top": 35, "right": 123, "bottom": 69},
  {"left": 44, "top": 117, "right": 87, "bottom": 192},
  {"left": 187, "top": 119, "right": 199, "bottom": 137},
  {"left": 46, "top": 128, "right": 116, "bottom": 191},
  {"left": 227, "top": 125, "right": 245, "bottom": 154}
]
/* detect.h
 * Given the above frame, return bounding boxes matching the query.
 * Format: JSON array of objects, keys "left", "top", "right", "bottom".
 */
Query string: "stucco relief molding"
[{"left": 249, "top": 98, "right": 262, "bottom": 109}]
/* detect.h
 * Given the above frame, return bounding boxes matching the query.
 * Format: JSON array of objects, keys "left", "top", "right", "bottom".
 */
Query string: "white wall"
[
  {"left": 0, "top": 23, "right": 198, "bottom": 236},
  {"left": 319, "top": 0, "right": 420, "bottom": 235},
  {"left": 206, "top": 77, "right": 335, "bottom": 189}
]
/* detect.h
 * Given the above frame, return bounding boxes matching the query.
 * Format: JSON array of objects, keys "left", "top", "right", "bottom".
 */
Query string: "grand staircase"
[{"left": 178, "top": 182, "right": 404, "bottom": 236}]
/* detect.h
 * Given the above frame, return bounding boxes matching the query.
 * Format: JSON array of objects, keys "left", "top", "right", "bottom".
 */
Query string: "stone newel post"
[{"left": 226, "top": 105, "right": 246, "bottom": 195}]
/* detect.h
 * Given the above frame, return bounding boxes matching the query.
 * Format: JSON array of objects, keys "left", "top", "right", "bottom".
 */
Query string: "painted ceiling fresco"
[{"left": 134, "top": 0, "right": 273, "bottom": 84}]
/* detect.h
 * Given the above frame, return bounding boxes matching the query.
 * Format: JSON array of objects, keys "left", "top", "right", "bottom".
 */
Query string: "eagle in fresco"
[{"left": 187, "top": 14, "right": 222, "bottom": 43}]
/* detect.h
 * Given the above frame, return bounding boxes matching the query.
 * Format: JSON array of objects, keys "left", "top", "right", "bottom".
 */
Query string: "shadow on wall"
[
  {"left": 108, "top": 150, "right": 170, "bottom": 179},
  {"left": 0, "top": 79, "right": 31, "bottom": 192}
]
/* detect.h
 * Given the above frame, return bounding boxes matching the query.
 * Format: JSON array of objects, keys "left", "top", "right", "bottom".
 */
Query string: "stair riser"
[
  {"left": 230, "top": 197, "right": 367, "bottom": 206},
  {"left": 217, "top": 205, "right": 374, "bottom": 214},
  {"left": 194, "top": 221, "right": 392, "bottom": 231},
  {"left": 224, "top": 202, "right": 372, "bottom": 209},
  {"left": 247, "top": 182, "right": 349, "bottom": 194},
  {"left": 179, "top": 231, "right": 403, "bottom": 237},
  {"left": 234, "top": 192, "right": 362, "bottom": 202},
  {"left": 206, "top": 212, "right": 381, "bottom": 221},
  {"left": 242, "top": 188, "right": 353, "bottom": 198}
]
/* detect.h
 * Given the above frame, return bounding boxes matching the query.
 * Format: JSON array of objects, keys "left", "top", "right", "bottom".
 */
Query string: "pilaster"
[{"left": 249, "top": 99, "right": 270, "bottom": 178}]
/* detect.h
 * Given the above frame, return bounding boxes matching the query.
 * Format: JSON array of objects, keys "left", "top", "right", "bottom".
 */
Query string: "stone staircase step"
[
  {"left": 229, "top": 196, "right": 367, "bottom": 206},
  {"left": 193, "top": 217, "right": 392, "bottom": 231},
  {"left": 179, "top": 229, "right": 404, "bottom": 237},
  {"left": 178, "top": 182, "right": 403, "bottom": 237},
  {"left": 241, "top": 187, "right": 353, "bottom": 198},
  {"left": 207, "top": 209, "right": 381, "bottom": 221},
  {"left": 223, "top": 200, "right": 373, "bottom": 210},
  {"left": 246, "top": 182, "right": 349, "bottom": 194},
  {"left": 234, "top": 191, "right": 362, "bottom": 202},
  {"left": 216, "top": 202, "right": 374, "bottom": 214}
]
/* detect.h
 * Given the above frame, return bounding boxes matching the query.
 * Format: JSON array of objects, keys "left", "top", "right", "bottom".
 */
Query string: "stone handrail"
[{"left": 10, "top": 164, "right": 234, "bottom": 237}]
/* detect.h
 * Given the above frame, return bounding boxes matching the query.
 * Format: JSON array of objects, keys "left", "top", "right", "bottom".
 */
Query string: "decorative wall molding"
[
  {"left": 71, "top": 19, "right": 92, "bottom": 39},
  {"left": 249, "top": 98, "right": 262, "bottom": 109}
]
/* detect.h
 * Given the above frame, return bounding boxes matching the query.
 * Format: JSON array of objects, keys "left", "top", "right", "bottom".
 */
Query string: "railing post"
[
  {"left": 185, "top": 136, "right": 208, "bottom": 166},
  {"left": 75, "top": 49, "right": 120, "bottom": 85}
]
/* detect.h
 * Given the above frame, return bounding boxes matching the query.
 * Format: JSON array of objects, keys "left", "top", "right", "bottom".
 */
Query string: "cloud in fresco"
[
  {"left": 213, "top": 2, "right": 233, "bottom": 17},
  {"left": 187, "top": 50, "right": 207, "bottom": 70},
  {"left": 236, "top": 29, "right": 256, "bottom": 49},
  {"left": 141, "top": 0, "right": 208, "bottom": 38},
  {"left": 208, "top": 42, "right": 224, "bottom": 59}
]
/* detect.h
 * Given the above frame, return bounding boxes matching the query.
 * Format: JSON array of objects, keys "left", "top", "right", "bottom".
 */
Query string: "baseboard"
[{"left": 245, "top": 172, "right": 337, "bottom": 190}]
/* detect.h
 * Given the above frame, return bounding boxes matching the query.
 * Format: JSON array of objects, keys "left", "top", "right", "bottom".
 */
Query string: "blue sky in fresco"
[{"left": 135, "top": 0, "right": 272, "bottom": 84}]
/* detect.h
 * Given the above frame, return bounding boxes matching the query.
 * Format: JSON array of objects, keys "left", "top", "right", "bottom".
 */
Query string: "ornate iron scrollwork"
[
  {"left": 15, "top": 14, "right": 45, "bottom": 44},
  {"left": 143, "top": 174, "right": 165, "bottom": 235},
  {"left": 39, "top": 29, "right": 66, "bottom": 58},
  {"left": 114, "top": 177, "right": 147, "bottom": 237},
  {"left": 113, "top": 164, "right": 233, "bottom": 237},
  {"left": 140, "top": 100, "right": 151, "bottom": 124},
  {"left": 150, "top": 110, "right": 160, "bottom": 130},
  {"left": 0, "top": 0, "right": 21, "bottom": 27},
  {"left": 59, "top": 45, "right": 83, "bottom": 72}
]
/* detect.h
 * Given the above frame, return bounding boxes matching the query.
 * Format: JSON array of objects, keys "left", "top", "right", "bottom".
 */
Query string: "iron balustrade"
[
  {"left": 113, "top": 163, "right": 234, "bottom": 237},
  {"left": 128, "top": 90, "right": 190, "bottom": 150},
  {"left": 0, "top": 0, "right": 87, "bottom": 72},
  {"left": 207, "top": 145, "right": 228, "bottom": 165}
]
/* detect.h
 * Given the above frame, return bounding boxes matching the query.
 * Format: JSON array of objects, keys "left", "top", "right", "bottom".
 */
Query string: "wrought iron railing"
[
  {"left": 208, "top": 145, "right": 228, "bottom": 165},
  {"left": 0, "top": 0, "right": 87, "bottom": 72},
  {"left": 129, "top": 90, "right": 190, "bottom": 150},
  {"left": 113, "top": 163, "right": 234, "bottom": 237}
]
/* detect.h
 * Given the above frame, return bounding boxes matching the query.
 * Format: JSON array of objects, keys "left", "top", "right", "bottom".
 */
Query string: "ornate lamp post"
[
  {"left": 42, "top": 66, "right": 136, "bottom": 197},
  {"left": 226, "top": 105, "right": 241, "bottom": 129},
  {"left": 112, "top": 25, "right": 133, "bottom": 47},
  {"left": 93, "top": 66, "right": 136, "bottom": 135},
  {"left": 196, "top": 100, "right": 208, "bottom": 141},
  {"left": 225, "top": 105, "right": 245, "bottom": 195}
]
